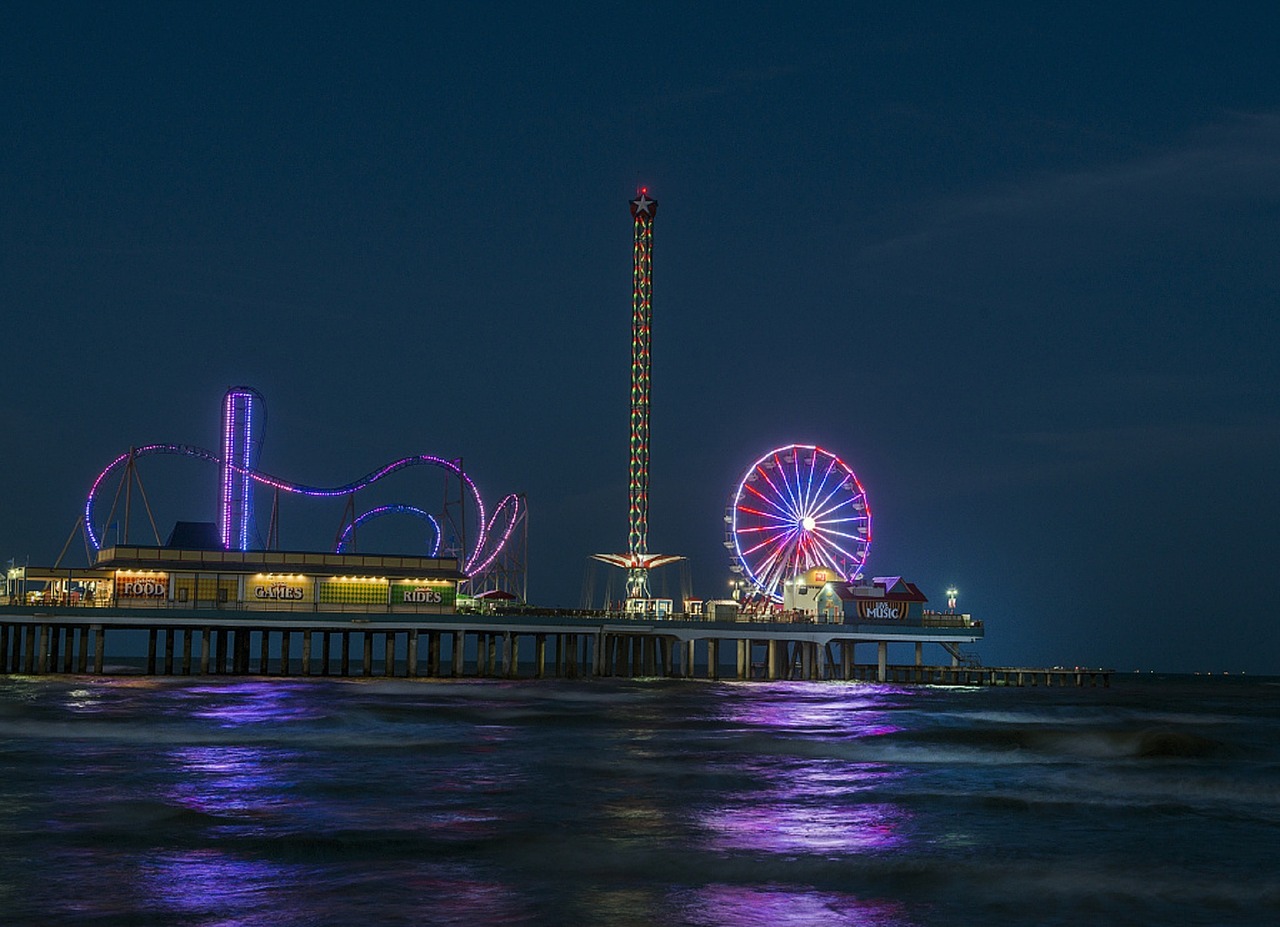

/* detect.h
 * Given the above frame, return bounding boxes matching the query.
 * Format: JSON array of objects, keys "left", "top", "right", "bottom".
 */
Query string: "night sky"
[{"left": 3, "top": 4, "right": 1278, "bottom": 674}]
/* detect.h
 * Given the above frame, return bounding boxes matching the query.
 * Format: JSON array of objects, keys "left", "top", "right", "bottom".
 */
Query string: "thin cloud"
[{"left": 857, "top": 112, "right": 1280, "bottom": 263}]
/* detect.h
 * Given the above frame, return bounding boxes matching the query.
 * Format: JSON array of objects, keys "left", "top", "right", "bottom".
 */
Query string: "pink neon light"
[
  {"left": 465, "top": 493, "right": 522, "bottom": 576},
  {"left": 84, "top": 403, "right": 520, "bottom": 574},
  {"left": 85, "top": 444, "right": 221, "bottom": 550}
]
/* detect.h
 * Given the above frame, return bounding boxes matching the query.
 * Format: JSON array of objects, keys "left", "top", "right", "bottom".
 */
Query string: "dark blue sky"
[{"left": 3, "top": 3, "right": 1278, "bottom": 673}]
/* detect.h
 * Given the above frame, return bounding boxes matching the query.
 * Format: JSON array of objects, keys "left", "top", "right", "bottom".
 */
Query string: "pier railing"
[{"left": 0, "top": 595, "right": 981, "bottom": 630}]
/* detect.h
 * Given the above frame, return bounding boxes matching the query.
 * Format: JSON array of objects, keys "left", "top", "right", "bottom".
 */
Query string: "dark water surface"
[{"left": 0, "top": 674, "right": 1276, "bottom": 926}]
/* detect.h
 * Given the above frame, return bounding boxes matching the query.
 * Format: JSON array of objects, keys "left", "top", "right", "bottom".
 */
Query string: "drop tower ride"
[{"left": 594, "top": 189, "right": 683, "bottom": 604}]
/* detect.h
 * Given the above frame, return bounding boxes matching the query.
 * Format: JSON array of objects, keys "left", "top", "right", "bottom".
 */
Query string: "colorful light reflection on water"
[
  {"left": 1, "top": 675, "right": 1277, "bottom": 927},
  {"left": 700, "top": 795, "right": 908, "bottom": 855},
  {"left": 678, "top": 884, "right": 916, "bottom": 927}
]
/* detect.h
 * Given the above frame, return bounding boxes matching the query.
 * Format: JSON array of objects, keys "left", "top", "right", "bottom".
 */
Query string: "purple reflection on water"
[
  {"left": 679, "top": 883, "right": 919, "bottom": 927},
  {"left": 138, "top": 851, "right": 311, "bottom": 926},
  {"left": 135, "top": 851, "right": 531, "bottom": 926},
  {"left": 184, "top": 680, "right": 331, "bottom": 727},
  {"left": 702, "top": 800, "right": 907, "bottom": 854},
  {"left": 711, "top": 682, "right": 914, "bottom": 741},
  {"left": 697, "top": 685, "right": 919, "bottom": 858},
  {"left": 163, "top": 743, "right": 519, "bottom": 843},
  {"left": 167, "top": 745, "right": 299, "bottom": 822}
]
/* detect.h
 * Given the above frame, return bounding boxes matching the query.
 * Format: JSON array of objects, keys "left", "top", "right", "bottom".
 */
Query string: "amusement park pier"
[
  {"left": 0, "top": 604, "right": 1103, "bottom": 688},
  {"left": 0, "top": 544, "right": 1107, "bottom": 687},
  {"left": 0, "top": 191, "right": 1111, "bottom": 686}
]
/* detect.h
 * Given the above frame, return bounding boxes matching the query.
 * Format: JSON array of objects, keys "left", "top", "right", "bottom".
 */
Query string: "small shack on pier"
[{"left": 816, "top": 576, "right": 928, "bottom": 623}]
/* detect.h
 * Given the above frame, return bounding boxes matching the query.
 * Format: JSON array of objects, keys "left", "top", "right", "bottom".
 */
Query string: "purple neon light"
[
  {"left": 465, "top": 493, "right": 522, "bottom": 577},
  {"left": 85, "top": 449, "right": 497, "bottom": 572},
  {"left": 239, "top": 393, "right": 253, "bottom": 549},
  {"left": 84, "top": 444, "right": 222, "bottom": 550},
  {"left": 219, "top": 388, "right": 258, "bottom": 551},
  {"left": 243, "top": 455, "right": 488, "bottom": 568},
  {"left": 730, "top": 444, "right": 872, "bottom": 602},
  {"left": 335, "top": 505, "right": 441, "bottom": 556},
  {"left": 220, "top": 393, "right": 233, "bottom": 548}
]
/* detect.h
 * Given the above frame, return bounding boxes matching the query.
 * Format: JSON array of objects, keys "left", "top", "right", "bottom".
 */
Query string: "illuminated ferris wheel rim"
[{"left": 729, "top": 443, "right": 872, "bottom": 603}]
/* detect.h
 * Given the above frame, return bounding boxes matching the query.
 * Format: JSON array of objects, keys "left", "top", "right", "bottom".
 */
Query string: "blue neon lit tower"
[{"left": 219, "top": 386, "right": 264, "bottom": 550}]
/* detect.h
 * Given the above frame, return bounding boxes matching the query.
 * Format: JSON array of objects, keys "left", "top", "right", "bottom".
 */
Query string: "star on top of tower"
[{"left": 630, "top": 191, "right": 656, "bottom": 216}]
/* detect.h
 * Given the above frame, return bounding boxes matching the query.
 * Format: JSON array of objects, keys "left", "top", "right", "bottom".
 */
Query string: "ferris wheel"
[{"left": 726, "top": 444, "right": 872, "bottom": 603}]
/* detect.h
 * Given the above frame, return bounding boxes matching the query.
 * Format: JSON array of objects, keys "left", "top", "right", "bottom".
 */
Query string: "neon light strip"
[
  {"left": 239, "top": 392, "right": 253, "bottom": 550},
  {"left": 244, "top": 456, "right": 488, "bottom": 570},
  {"left": 86, "top": 444, "right": 222, "bottom": 550},
  {"left": 335, "top": 505, "right": 441, "bottom": 556},
  {"left": 220, "top": 391, "right": 234, "bottom": 548},
  {"left": 465, "top": 493, "right": 522, "bottom": 576},
  {"left": 218, "top": 388, "right": 259, "bottom": 551},
  {"left": 87, "top": 448, "right": 502, "bottom": 573}
]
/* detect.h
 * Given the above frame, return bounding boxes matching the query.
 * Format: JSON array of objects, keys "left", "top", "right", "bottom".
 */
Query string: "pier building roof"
[{"left": 824, "top": 577, "right": 928, "bottom": 603}]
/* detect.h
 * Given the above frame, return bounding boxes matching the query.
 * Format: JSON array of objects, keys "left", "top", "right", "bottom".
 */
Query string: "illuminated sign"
[
  {"left": 401, "top": 588, "right": 443, "bottom": 604},
  {"left": 391, "top": 582, "right": 455, "bottom": 607},
  {"left": 255, "top": 582, "right": 305, "bottom": 600},
  {"left": 116, "top": 574, "right": 169, "bottom": 599},
  {"left": 250, "top": 576, "right": 312, "bottom": 603},
  {"left": 858, "top": 600, "right": 903, "bottom": 621}
]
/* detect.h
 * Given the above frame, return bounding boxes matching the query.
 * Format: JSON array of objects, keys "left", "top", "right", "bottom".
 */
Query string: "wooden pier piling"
[{"left": 0, "top": 611, "right": 1106, "bottom": 688}]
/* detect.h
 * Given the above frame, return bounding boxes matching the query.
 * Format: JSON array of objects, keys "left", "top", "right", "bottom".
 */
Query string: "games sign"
[{"left": 250, "top": 576, "right": 312, "bottom": 603}]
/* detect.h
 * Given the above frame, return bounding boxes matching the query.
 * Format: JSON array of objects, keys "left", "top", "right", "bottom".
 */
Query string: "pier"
[{"left": 0, "top": 607, "right": 1107, "bottom": 686}]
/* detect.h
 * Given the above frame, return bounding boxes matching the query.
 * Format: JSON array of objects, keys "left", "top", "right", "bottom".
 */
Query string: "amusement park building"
[
  {"left": 781, "top": 566, "right": 847, "bottom": 615},
  {"left": 5, "top": 544, "right": 465, "bottom": 614},
  {"left": 816, "top": 576, "right": 931, "bottom": 624}
]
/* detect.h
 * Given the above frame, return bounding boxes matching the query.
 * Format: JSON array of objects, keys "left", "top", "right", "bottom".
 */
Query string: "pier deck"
[{"left": 0, "top": 606, "right": 1106, "bottom": 686}]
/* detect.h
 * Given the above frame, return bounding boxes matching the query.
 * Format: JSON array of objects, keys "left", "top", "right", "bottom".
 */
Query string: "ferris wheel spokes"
[
  {"left": 729, "top": 443, "right": 873, "bottom": 603},
  {"left": 807, "top": 531, "right": 861, "bottom": 570},
  {"left": 801, "top": 455, "right": 838, "bottom": 516},
  {"left": 746, "top": 467, "right": 793, "bottom": 520}
]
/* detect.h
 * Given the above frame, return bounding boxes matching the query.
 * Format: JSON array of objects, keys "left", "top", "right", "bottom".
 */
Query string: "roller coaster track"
[{"left": 83, "top": 444, "right": 517, "bottom": 574}]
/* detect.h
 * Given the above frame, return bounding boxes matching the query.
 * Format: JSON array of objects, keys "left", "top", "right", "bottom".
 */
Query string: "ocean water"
[{"left": 0, "top": 673, "right": 1276, "bottom": 927}]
